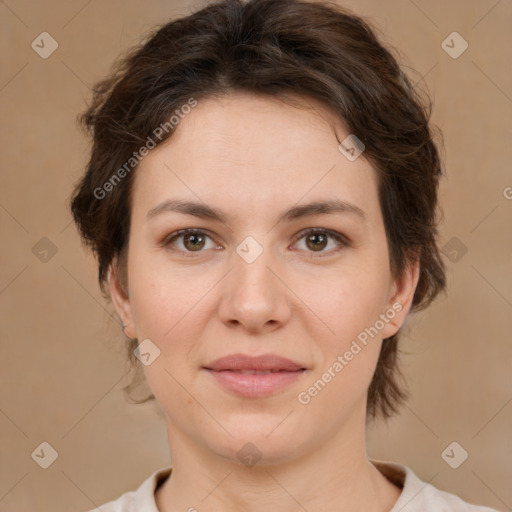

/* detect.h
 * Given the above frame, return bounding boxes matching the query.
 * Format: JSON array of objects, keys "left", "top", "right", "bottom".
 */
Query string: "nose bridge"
[
  {"left": 233, "top": 234, "right": 280, "bottom": 301},
  {"left": 217, "top": 234, "right": 291, "bottom": 331}
]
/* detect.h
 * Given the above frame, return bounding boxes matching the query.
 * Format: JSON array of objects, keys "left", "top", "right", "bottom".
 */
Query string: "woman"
[{"left": 71, "top": 0, "right": 499, "bottom": 510}]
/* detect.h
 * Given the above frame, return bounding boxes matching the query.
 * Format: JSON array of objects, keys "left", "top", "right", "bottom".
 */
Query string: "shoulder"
[
  {"left": 372, "top": 460, "right": 500, "bottom": 512},
  {"left": 85, "top": 466, "right": 172, "bottom": 512}
]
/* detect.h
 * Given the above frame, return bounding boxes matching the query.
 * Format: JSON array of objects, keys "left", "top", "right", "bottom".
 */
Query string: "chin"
[{"left": 206, "top": 418, "right": 309, "bottom": 467}]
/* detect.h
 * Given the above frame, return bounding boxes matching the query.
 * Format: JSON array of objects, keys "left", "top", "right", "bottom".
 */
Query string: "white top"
[{"left": 89, "top": 460, "right": 500, "bottom": 511}]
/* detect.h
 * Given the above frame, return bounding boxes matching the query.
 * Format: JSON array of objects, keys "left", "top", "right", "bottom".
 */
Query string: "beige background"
[{"left": 1, "top": 0, "right": 511, "bottom": 510}]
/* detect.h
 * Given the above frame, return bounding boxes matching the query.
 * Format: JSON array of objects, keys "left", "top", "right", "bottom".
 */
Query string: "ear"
[
  {"left": 108, "top": 255, "right": 137, "bottom": 339},
  {"left": 381, "top": 256, "right": 421, "bottom": 339}
]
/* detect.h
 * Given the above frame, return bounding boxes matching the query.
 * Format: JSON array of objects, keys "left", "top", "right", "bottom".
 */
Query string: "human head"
[{"left": 70, "top": 0, "right": 446, "bottom": 421}]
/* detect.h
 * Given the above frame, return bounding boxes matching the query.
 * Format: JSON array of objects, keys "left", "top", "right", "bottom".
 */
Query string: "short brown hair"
[{"left": 70, "top": 0, "right": 447, "bottom": 419}]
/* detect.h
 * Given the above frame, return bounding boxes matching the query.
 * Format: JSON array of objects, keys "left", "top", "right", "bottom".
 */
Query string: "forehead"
[{"left": 132, "top": 92, "right": 380, "bottom": 222}]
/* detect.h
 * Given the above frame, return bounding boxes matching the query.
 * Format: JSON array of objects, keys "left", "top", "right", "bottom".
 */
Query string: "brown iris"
[
  {"left": 183, "top": 233, "right": 206, "bottom": 251},
  {"left": 305, "top": 232, "right": 328, "bottom": 251}
]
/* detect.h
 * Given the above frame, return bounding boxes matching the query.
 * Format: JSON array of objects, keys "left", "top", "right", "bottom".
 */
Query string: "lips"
[
  {"left": 203, "top": 353, "right": 307, "bottom": 398},
  {"left": 203, "top": 353, "right": 306, "bottom": 372}
]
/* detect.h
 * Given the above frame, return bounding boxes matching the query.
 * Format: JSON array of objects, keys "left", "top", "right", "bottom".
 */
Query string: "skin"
[{"left": 108, "top": 91, "right": 420, "bottom": 512}]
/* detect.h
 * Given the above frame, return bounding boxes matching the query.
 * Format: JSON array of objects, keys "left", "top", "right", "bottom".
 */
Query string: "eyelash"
[{"left": 161, "top": 228, "right": 351, "bottom": 258}]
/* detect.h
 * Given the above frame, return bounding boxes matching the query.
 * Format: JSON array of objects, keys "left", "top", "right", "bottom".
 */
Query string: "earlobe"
[
  {"left": 108, "top": 257, "right": 137, "bottom": 339},
  {"left": 381, "top": 258, "right": 421, "bottom": 339}
]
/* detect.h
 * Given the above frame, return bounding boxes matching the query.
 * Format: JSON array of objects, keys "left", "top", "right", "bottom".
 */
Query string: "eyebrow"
[{"left": 146, "top": 198, "right": 366, "bottom": 224}]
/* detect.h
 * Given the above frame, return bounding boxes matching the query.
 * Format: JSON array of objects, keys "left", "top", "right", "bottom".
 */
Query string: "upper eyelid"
[{"left": 294, "top": 227, "right": 350, "bottom": 242}]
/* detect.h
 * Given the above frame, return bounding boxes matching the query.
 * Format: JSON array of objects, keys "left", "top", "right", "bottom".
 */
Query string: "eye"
[
  {"left": 161, "top": 227, "right": 350, "bottom": 257},
  {"left": 292, "top": 228, "right": 350, "bottom": 256},
  {"left": 162, "top": 229, "right": 218, "bottom": 254}
]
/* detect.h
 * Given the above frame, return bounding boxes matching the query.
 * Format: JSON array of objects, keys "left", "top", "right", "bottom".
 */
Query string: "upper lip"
[{"left": 204, "top": 353, "right": 306, "bottom": 372}]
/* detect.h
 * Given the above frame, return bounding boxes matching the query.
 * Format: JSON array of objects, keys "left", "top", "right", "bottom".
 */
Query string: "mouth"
[{"left": 203, "top": 353, "right": 307, "bottom": 398}]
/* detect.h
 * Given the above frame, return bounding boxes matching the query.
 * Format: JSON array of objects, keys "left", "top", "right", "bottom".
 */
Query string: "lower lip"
[{"left": 204, "top": 369, "right": 306, "bottom": 398}]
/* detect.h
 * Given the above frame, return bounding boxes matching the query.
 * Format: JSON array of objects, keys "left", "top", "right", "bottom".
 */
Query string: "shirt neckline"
[{"left": 143, "top": 459, "right": 409, "bottom": 511}]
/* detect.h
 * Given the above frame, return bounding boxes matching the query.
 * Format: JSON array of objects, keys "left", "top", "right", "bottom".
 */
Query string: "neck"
[{"left": 155, "top": 410, "right": 401, "bottom": 512}]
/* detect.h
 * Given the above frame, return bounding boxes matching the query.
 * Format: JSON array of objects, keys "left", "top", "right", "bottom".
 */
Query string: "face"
[{"left": 109, "top": 92, "right": 419, "bottom": 466}]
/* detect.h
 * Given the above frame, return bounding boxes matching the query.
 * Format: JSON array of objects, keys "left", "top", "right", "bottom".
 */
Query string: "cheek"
[
  {"left": 127, "top": 247, "right": 208, "bottom": 337},
  {"left": 298, "top": 270, "right": 389, "bottom": 413},
  {"left": 127, "top": 263, "right": 210, "bottom": 401},
  {"left": 303, "top": 263, "right": 391, "bottom": 403},
  {"left": 312, "top": 263, "right": 392, "bottom": 342}
]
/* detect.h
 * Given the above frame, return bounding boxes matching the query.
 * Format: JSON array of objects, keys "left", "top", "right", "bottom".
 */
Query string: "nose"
[{"left": 217, "top": 243, "right": 292, "bottom": 334}]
